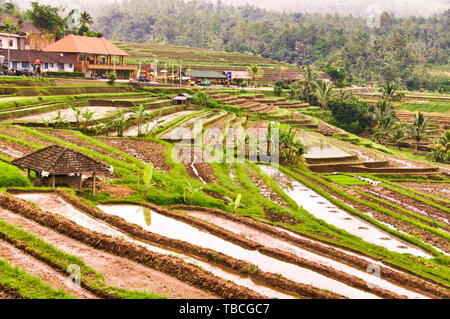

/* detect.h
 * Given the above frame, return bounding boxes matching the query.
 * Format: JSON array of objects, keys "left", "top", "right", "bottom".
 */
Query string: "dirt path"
[
  {"left": 0, "top": 240, "right": 95, "bottom": 299},
  {"left": 0, "top": 208, "right": 216, "bottom": 299}
]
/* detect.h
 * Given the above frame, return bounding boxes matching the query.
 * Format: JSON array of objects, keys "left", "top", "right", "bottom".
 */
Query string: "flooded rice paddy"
[
  {"left": 258, "top": 165, "right": 432, "bottom": 258},
  {"left": 14, "top": 193, "right": 294, "bottom": 299},
  {"left": 97, "top": 203, "right": 382, "bottom": 298}
]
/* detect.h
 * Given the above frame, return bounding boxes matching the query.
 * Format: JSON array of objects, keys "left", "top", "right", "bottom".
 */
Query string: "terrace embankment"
[
  {"left": 397, "top": 182, "right": 450, "bottom": 204},
  {"left": 0, "top": 239, "right": 96, "bottom": 299},
  {"left": 16, "top": 189, "right": 349, "bottom": 299},
  {"left": 169, "top": 205, "right": 450, "bottom": 299},
  {"left": 98, "top": 138, "right": 171, "bottom": 172},
  {"left": 0, "top": 192, "right": 265, "bottom": 299},
  {"left": 353, "top": 185, "right": 449, "bottom": 226}
]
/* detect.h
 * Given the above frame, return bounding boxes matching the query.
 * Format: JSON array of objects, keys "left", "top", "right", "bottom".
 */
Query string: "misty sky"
[{"left": 12, "top": 0, "right": 450, "bottom": 17}]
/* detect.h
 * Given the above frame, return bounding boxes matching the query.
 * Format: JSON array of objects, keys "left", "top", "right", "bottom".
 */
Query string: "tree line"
[{"left": 93, "top": 0, "right": 449, "bottom": 90}]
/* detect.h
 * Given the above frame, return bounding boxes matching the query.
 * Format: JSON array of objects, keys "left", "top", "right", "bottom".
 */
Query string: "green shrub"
[
  {"left": 44, "top": 71, "right": 86, "bottom": 78},
  {"left": 108, "top": 72, "right": 117, "bottom": 85},
  {"left": 0, "top": 162, "right": 31, "bottom": 187}
]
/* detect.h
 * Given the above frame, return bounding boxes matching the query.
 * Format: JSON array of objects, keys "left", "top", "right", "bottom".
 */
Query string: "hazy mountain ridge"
[{"left": 11, "top": 0, "right": 450, "bottom": 17}]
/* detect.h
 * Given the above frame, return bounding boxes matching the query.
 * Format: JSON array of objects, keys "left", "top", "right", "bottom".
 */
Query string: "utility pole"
[
  {"left": 179, "top": 59, "right": 182, "bottom": 86},
  {"left": 154, "top": 56, "right": 157, "bottom": 82}
]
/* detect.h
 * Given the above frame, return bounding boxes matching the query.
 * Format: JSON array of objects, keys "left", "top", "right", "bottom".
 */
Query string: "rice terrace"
[{"left": 0, "top": 0, "right": 448, "bottom": 310}]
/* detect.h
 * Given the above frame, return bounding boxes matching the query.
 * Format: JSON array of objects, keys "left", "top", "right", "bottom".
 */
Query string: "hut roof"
[
  {"left": 317, "top": 123, "right": 339, "bottom": 135},
  {"left": 189, "top": 70, "right": 227, "bottom": 79},
  {"left": 12, "top": 145, "right": 111, "bottom": 175}
]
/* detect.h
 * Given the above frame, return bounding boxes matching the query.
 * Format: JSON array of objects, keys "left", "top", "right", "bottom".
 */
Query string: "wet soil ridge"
[
  {"left": 51, "top": 190, "right": 343, "bottom": 299},
  {"left": 170, "top": 205, "right": 450, "bottom": 299},
  {"left": 0, "top": 239, "right": 95, "bottom": 299},
  {"left": 0, "top": 192, "right": 264, "bottom": 299},
  {"left": 100, "top": 202, "right": 405, "bottom": 298},
  {"left": 0, "top": 284, "right": 25, "bottom": 299},
  {"left": 355, "top": 185, "right": 450, "bottom": 226}
]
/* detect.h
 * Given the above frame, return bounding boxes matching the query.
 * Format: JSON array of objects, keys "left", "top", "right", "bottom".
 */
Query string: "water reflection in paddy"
[
  {"left": 258, "top": 165, "right": 432, "bottom": 258},
  {"left": 98, "top": 203, "right": 379, "bottom": 299}
]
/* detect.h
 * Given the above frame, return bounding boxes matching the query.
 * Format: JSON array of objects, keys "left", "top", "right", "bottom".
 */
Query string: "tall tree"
[
  {"left": 407, "top": 112, "right": 431, "bottom": 151},
  {"left": 314, "top": 80, "right": 334, "bottom": 119},
  {"left": 300, "top": 65, "right": 318, "bottom": 104},
  {"left": 27, "top": 2, "right": 63, "bottom": 34},
  {"left": 247, "top": 65, "right": 264, "bottom": 84}
]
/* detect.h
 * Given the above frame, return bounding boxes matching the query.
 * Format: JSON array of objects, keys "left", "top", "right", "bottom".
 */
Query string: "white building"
[{"left": 0, "top": 33, "right": 25, "bottom": 50}]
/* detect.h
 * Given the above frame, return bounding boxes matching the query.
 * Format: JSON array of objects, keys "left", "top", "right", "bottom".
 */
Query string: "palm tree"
[
  {"left": 369, "top": 100, "right": 397, "bottom": 127},
  {"left": 379, "top": 81, "right": 405, "bottom": 104},
  {"left": 79, "top": 11, "right": 93, "bottom": 27},
  {"left": 300, "top": 65, "right": 318, "bottom": 104},
  {"left": 388, "top": 124, "right": 407, "bottom": 149},
  {"left": 280, "top": 66, "right": 288, "bottom": 79},
  {"left": 407, "top": 112, "right": 431, "bottom": 151},
  {"left": 247, "top": 65, "right": 264, "bottom": 85},
  {"left": 314, "top": 80, "right": 334, "bottom": 119},
  {"left": 336, "top": 89, "right": 353, "bottom": 100},
  {"left": 374, "top": 116, "right": 397, "bottom": 143},
  {"left": 128, "top": 105, "right": 150, "bottom": 137}
]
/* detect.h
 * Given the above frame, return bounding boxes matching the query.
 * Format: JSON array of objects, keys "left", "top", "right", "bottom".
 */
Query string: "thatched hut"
[
  {"left": 12, "top": 145, "right": 111, "bottom": 195},
  {"left": 172, "top": 93, "right": 193, "bottom": 106}
]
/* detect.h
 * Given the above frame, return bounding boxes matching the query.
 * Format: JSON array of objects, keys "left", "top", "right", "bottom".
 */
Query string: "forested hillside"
[{"left": 93, "top": 0, "right": 449, "bottom": 87}]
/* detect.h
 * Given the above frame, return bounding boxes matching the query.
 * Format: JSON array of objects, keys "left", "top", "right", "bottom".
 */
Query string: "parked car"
[
  {"left": 94, "top": 73, "right": 107, "bottom": 79},
  {"left": 15, "top": 69, "right": 35, "bottom": 77},
  {"left": 138, "top": 76, "right": 150, "bottom": 82},
  {"left": 199, "top": 81, "right": 211, "bottom": 86}
]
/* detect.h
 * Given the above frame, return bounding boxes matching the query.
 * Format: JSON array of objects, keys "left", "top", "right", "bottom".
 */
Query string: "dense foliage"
[
  {"left": 93, "top": 0, "right": 449, "bottom": 87},
  {"left": 328, "top": 98, "right": 371, "bottom": 134}
]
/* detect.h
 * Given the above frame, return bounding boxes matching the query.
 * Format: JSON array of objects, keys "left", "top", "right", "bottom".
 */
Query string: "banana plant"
[
  {"left": 224, "top": 193, "right": 243, "bottom": 213},
  {"left": 143, "top": 207, "right": 152, "bottom": 226},
  {"left": 183, "top": 181, "right": 203, "bottom": 205},
  {"left": 142, "top": 162, "right": 154, "bottom": 201}
]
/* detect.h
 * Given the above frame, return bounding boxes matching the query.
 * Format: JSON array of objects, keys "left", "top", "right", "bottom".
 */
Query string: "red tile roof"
[{"left": 43, "top": 34, "right": 128, "bottom": 56}]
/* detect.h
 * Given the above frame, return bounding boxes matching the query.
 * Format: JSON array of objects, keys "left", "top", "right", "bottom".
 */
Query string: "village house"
[
  {"left": 0, "top": 48, "right": 74, "bottom": 72},
  {"left": 43, "top": 34, "right": 137, "bottom": 78},
  {"left": 0, "top": 32, "right": 26, "bottom": 50}
]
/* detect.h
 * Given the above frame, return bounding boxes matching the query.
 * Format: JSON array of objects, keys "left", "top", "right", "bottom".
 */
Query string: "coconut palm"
[
  {"left": 128, "top": 105, "right": 151, "bottom": 137},
  {"left": 369, "top": 100, "right": 397, "bottom": 127},
  {"left": 79, "top": 11, "right": 93, "bottom": 27},
  {"left": 379, "top": 81, "right": 405, "bottom": 104},
  {"left": 314, "top": 80, "right": 334, "bottom": 119},
  {"left": 280, "top": 66, "right": 288, "bottom": 79},
  {"left": 300, "top": 65, "right": 318, "bottom": 104},
  {"left": 374, "top": 116, "right": 397, "bottom": 143},
  {"left": 336, "top": 89, "right": 353, "bottom": 100},
  {"left": 247, "top": 65, "right": 264, "bottom": 84},
  {"left": 407, "top": 112, "right": 431, "bottom": 151},
  {"left": 388, "top": 123, "right": 407, "bottom": 149}
]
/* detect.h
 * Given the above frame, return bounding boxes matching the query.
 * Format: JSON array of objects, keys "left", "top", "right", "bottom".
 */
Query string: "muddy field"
[
  {"left": 0, "top": 138, "right": 34, "bottom": 159},
  {"left": 98, "top": 138, "right": 171, "bottom": 172},
  {"left": 397, "top": 182, "right": 450, "bottom": 202},
  {"left": 353, "top": 185, "right": 450, "bottom": 226}
]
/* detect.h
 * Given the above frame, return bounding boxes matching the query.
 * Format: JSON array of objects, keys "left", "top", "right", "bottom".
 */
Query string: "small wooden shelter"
[
  {"left": 172, "top": 92, "right": 193, "bottom": 105},
  {"left": 12, "top": 145, "right": 111, "bottom": 195}
]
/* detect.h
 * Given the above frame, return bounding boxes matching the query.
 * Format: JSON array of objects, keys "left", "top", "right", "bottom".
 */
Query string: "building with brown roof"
[
  {"left": 12, "top": 145, "right": 111, "bottom": 195},
  {"left": 0, "top": 48, "right": 74, "bottom": 72},
  {"left": 43, "top": 34, "right": 137, "bottom": 78}
]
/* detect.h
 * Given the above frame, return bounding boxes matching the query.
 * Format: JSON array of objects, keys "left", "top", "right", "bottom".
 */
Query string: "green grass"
[
  {"left": 395, "top": 101, "right": 450, "bottom": 114},
  {"left": 0, "top": 216, "right": 166, "bottom": 299},
  {"left": 0, "top": 258, "right": 75, "bottom": 299},
  {"left": 0, "top": 162, "right": 31, "bottom": 188}
]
